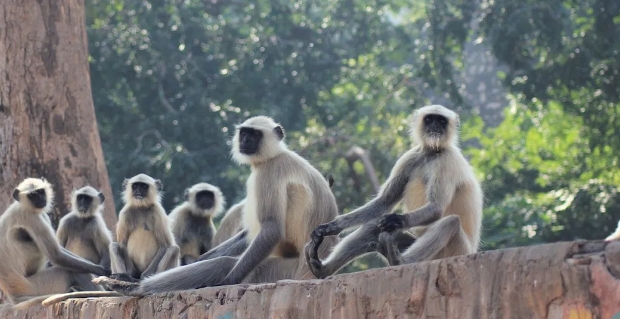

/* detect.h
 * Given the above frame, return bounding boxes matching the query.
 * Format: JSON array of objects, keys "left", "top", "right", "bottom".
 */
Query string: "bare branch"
[{"left": 345, "top": 146, "right": 380, "bottom": 194}]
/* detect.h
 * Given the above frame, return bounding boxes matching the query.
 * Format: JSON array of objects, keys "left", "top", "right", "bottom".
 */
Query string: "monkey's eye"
[
  {"left": 440, "top": 118, "right": 447, "bottom": 124},
  {"left": 424, "top": 117, "right": 432, "bottom": 124}
]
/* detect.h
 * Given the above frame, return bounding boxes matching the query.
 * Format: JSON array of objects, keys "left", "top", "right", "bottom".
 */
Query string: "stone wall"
[{"left": 2, "top": 240, "right": 620, "bottom": 319}]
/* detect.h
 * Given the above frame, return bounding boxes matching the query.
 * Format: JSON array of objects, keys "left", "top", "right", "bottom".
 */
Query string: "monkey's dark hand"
[
  {"left": 101, "top": 266, "right": 112, "bottom": 277},
  {"left": 378, "top": 214, "right": 406, "bottom": 233},
  {"left": 310, "top": 222, "right": 342, "bottom": 258}
]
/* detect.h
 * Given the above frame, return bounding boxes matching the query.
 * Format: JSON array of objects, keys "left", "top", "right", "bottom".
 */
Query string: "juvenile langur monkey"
[
  {"left": 57, "top": 186, "right": 113, "bottom": 268},
  {"left": 169, "top": 183, "right": 225, "bottom": 265},
  {"left": 0, "top": 178, "right": 112, "bottom": 309},
  {"left": 108, "top": 174, "right": 180, "bottom": 280},
  {"left": 93, "top": 116, "right": 339, "bottom": 295},
  {"left": 305, "top": 104, "right": 483, "bottom": 278},
  {"left": 211, "top": 199, "right": 246, "bottom": 248}
]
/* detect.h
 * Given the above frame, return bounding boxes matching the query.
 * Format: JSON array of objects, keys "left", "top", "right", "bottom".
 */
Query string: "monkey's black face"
[
  {"left": 423, "top": 114, "right": 449, "bottom": 137},
  {"left": 27, "top": 188, "right": 47, "bottom": 209},
  {"left": 131, "top": 182, "right": 150, "bottom": 199},
  {"left": 76, "top": 194, "right": 93, "bottom": 213},
  {"left": 238, "top": 127, "right": 263, "bottom": 155},
  {"left": 195, "top": 190, "right": 215, "bottom": 210}
]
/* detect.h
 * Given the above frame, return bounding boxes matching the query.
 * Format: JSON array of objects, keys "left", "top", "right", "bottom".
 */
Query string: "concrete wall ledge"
[{"left": 2, "top": 240, "right": 620, "bottom": 318}]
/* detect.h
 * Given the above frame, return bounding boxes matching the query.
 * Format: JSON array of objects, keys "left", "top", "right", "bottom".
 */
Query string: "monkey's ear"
[
  {"left": 274, "top": 125, "right": 285, "bottom": 140},
  {"left": 98, "top": 192, "right": 105, "bottom": 203},
  {"left": 122, "top": 178, "right": 129, "bottom": 189},
  {"left": 183, "top": 188, "right": 190, "bottom": 201},
  {"left": 454, "top": 115, "right": 461, "bottom": 126},
  {"left": 155, "top": 180, "right": 163, "bottom": 192},
  {"left": 40, "top": 177, "right": 47, "bottom": 183},
  {"left": 12, "top": 189, "right": 20, "bottom": 201}
]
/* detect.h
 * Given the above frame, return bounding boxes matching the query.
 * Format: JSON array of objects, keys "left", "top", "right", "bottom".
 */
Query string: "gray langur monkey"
[
  {"left": 305, "top": 104, "right": 483, "bottom": 278},
  {"left": 57, "top": 186, "right": 113, "bottom": 268},
  {"left": 0, "top": 178, "right": 112, "bottom": 310},
  {"left": 606, "top": 220, "right": 620, "bottom": 241},
  {"left": 109, "top": 174, "right": 180, "bottom": 279},
  {"left": 93, "top": 116, "right": 339, "bottom": 295},
  {"left": 169, "top": 182, "right": 225, "bottom": 265}
]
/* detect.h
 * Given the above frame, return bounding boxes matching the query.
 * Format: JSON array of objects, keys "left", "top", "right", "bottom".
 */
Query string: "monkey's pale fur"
[
  {"left": 606, "top": 220, "right": 620, "bottom": 241},
  {"left": 57, "top": 186, "right": 112, "bottom": 265},
  {"left": 306, "top": 105, "right": 483, "bottom": 278},
  {"left": 110, "top": 174, "right": 179, "bottom": 277},
  {"left": 0, "top": 178, "right": 109, "bottom": 309},
  {"left": 95, "top": 116, "right": 339, "bottom": 295},
  {"left": 168, "top": 183, "right": 225, "bottom": 265},
  {"left": 212, "top": 199, "right": 246, "bottom": 247}
]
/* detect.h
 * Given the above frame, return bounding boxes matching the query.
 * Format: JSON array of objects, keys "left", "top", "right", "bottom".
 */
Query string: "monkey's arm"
[
  {"left": 95, "top": 222, "right": 113, "bottom": 268},
  {"left": 28, "top": 220, "right": 110, "bottom": 276},
  {"left": 55, "top": 221, "right": 69, "bottom": 247},
  {"left": 378, "top": 173, "right": 456, "bottom": 232},
  {"left": 196, "top": 229, "right": 249, "bottom": 261},
  {"left": 218, "top": 220, "right": 281, "bottom": 286},
  {"left": 217, "top": 181, "right": 286, "bottom": 286}
]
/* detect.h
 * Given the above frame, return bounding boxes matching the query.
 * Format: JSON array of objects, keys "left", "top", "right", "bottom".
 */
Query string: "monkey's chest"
[
  {"left": 66, "top": 238, "right": 100, "bottom": 264},
  {"left": 127, "top": 228, "right": 159, "bottom": 272},
  {"left": 402, "top": 179, "right": 428, "bottom": 212}
]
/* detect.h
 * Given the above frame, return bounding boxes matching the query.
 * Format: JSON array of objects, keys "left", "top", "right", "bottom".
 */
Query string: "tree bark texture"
[
  {"left": 3, "top": 240, "right": 620, "bottom": 318},
  {"left": 0, "top": 0, "right": 117, "bottom": 230}
]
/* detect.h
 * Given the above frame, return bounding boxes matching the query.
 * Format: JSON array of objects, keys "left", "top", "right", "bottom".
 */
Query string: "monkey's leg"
[
  {"left": 197, "top": 229, "right": 248, "bottom": 261},
  {"left": 396, "top": 215, "right": 466, "bottom": 265},
  {"left": 305, "top": 221, "right": 381, "bottom": 279},
  {"left": 20, "top": 267, "right": 73, "bottom": 296},
  {"left": 181, "top": 255, "right": 197, "bottom": 265},
  {"left": 155, "top": 246, "right": 180, "bottom": 273},
  {"left": 109, "top": 243, "right": 135, "bottom": 275},
  {"left": 70, "top": 273, "right": 103, "bottom": 292},
  {"left": 140, "top": 247, "right": 168, "bottom": 278},
  {"left": 377, "top": 231, "right": 417, "bottom": 266}
]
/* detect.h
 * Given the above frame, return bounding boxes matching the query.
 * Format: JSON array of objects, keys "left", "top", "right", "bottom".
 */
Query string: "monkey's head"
[
  {"left": 122, "top": 174, "right": 163, "bottom": 207},
  {"left": 184, "top": 183, "right": 225, "bottom": 217},
  {"left": 232, "top": 116, "right": 286, "bottom": 165},
  {"left": 13, "top": 177, "right": 54, "bottom": 213},
  {"left": 71, "top": 186, "right": 105, "bottom": 217},
  {"left": 411, "top": 105, "right": 460, "bottom": 151}
]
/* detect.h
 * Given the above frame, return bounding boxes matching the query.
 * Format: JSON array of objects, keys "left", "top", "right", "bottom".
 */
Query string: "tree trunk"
[{"left": 0, "top": 0, "right": 117, "bottom": 231}]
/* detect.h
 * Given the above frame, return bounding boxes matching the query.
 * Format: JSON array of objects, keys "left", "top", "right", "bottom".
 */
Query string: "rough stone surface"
[{"left": 1, "top": 240, "right": 619, "bottom": 319}]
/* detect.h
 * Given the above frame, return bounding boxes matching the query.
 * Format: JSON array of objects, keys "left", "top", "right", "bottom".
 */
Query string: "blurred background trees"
[{"left": 86, "top": 0, "right": 620, "bottom": 271}]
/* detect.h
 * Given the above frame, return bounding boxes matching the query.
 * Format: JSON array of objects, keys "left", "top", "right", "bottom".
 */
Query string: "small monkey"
[
  {"left": 169, "top": 182, "right": 225, "bottom": 265},
  {"left": 109, "top": 174, "right": 180, "bottom": 279},
  {"left": 306, "top": 105, "right": 483, "bottom": 278},
  {"left": 57, "top": 186, "right": 113, "bottom": 268},
  {"left": 0, "top": 178, "right": 111, "bottom": 309},
  {"left": 211, "top": 199, "right": 246, "bottom": 248},
  {"left": 94, "top": 116, "right": 339, "bottom": 295}
]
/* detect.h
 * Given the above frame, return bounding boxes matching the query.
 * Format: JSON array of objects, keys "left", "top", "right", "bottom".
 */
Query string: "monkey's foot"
[
  {"left": 304, "top": 243, "right": 327, "bottom": 279},
  {"left": 92, "top": 276, "right": 142, "bottom": 296},
  {"left": 109, "top": 273, "right": 141, "bottom": 283}
]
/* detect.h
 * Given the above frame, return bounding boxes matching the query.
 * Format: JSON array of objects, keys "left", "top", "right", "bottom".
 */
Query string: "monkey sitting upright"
[
  {"left": 211, "top": 199, "right": 245, "bottom": 248},
  {"left": 93, "top": 116, "right": 340, "bottom": 295},
  {"left": 0, "top": 178, "right": 111, "bottom": 308},
  {"left": 168, "top": 182, "right": 225, "bottom": 265},
  {"left": 305, "top": 104, "right": 484, "bottom": 278},
  {"left": 57, "top": 186, "right": 113, "bottom": 269},
  {"left": 108, "top": 174, "right": 180, "bottom": 279}
]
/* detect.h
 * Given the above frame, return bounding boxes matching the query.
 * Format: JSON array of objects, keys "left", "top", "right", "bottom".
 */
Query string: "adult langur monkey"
[
  {"left": 305, "top": 104, "right": 483, "bottom": 278},
  {"left": 169, "top": 182, "right": 226, "bottom": 265},
  {"left": 57, "top": 186, "right": 113, "bottom": 268},
  {"left": 92, "top": 116, "right": 339, "bottom": 295},
  {"left": 0, "top": 178, "right": 114, "bottom": 310}
]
